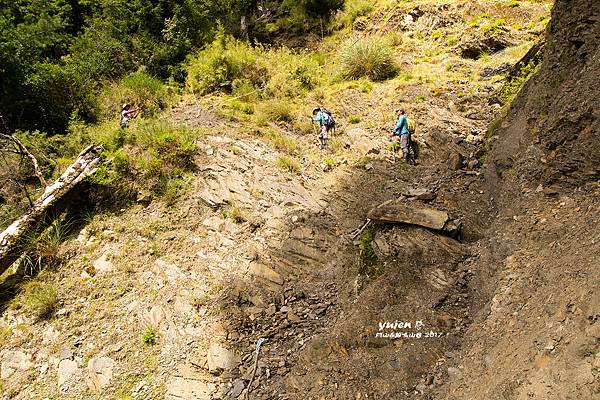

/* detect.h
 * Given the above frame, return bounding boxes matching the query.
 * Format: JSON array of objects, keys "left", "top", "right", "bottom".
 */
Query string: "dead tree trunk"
[{"left": 0, "top": 144, "right": 103, "bottom": 275}]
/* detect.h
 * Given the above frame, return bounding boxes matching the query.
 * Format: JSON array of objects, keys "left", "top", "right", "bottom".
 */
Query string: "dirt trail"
[{"left": 154, "top": 88, "right": 499, "bottom": 400}]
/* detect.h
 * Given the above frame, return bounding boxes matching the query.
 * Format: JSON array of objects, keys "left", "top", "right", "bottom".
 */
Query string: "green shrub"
[
  {"left": 141, "top": 325, "right": 158, "bottom": 346},
  {"left": 185, "top": 36, "right": 268, "bottom": 96},
  {"left": 258, "top": 99, "right": 295, "bottom": 124},
  {"left": 360, "top": 79, "right": 373, "bottom": 93},
  {"left": 348, "top": 115, "right": 361, "bottom": 124},
  {"left": 277, "top": 155, "right": 301, "bottom": 174},
  {"left": 186, "top": 35, "right": 321, "bottom": 100},
  {"left": 340, "top": 37, "right": 398, "bottom": 81},
  {"left": 16, "top": 281, "right": 59, "bottom": 320},
  {"left": 21, "top": 62, "right": 97, "bottom": 133},
  {"left": 160, "top": 176, "right": 190, "bottom": 205},
  {"left": 482, "top": 19, "right": 507, "bottom": 34},
  {"left": 100, "top": 71, "right": 175, "bottom": 120},
  {"left": 338, "top": 0, "right": 374, "bottom": 28},
  {"left": 262, "top": 49, "right": 322, "bottom": 98},
  {"left": 19, "top": 218, "right": 72, "bottom": 273},
  {"left": 358, "top": 229, "right": 384, "bottom": 278}
]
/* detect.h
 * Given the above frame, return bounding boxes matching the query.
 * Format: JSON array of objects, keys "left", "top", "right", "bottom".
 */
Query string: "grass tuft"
[
  {"left": 16, "top": 281, "right": 59, "bottom": 320},
  {"left": 277, "top": 155, "right": 301, "bottom": 174},
  {"left": 339, "top": 37, "right": 398, "bottom": 81}
]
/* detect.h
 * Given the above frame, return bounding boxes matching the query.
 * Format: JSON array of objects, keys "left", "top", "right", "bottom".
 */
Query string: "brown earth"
[{"left": 2, "top": 0, "right": 599, "bottom": 399}]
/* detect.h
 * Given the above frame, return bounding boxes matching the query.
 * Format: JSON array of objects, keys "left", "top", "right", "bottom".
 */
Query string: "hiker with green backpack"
[
  {"left": 311, "top": 107, "right": 336, "bottom": 149},
  {"left": 390, "top": 108, "right": 415, "bottom": 165}
]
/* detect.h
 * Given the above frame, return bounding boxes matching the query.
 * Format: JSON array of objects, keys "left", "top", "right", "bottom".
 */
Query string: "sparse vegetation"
[
  {"left": 277, "top": 155, "right": 301, "bottom": 174},
  {"left": 265, "top": 129, "right": 299, "bottom": 154},
  {"left": 358, "top": 229, "right": 384, "bottom": 278},
  {"left": 348, "top": 115, "right": 361, "bottom": 124},
  {"left": 0, "top": 327, "right": 12, "bottom": 347},
  {"left": 222, "top": 204, "right": 247, "bottom": 224},
  {"left": 15, "top": 281, "right": 59, "bottom": 320},
  {"left": 141, "top": 325, "right": 158, "bottom": 346},
  {"left": 339, "top": 37, "right": 398, "bottom": 81},
  {"left": 500, "top": 59, "right": 542, "bottom": 104}
]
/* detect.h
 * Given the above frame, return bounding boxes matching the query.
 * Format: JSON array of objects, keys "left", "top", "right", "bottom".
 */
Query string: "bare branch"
[{"left": 0, "top": 133, "right": 47, "bottom": 188}]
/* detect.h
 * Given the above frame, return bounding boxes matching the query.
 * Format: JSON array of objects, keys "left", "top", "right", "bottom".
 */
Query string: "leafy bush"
[
  {"left": 185, "top": 36, "right": 268, "bottom": 96},
  {"left": 340, "top": 37, "right": 398, "bottom": 81},
  {"left": 337, "top": 0, "right": 374, "bottom": 28},
  {"left": 186, "top": 36, "right": 322, "bottom": 100},
  {"left": 99, "top": 71, "right": 175, "bottom": 120},
  {"left": 348, "top": 115, "right": 361, "bottom": 124}
]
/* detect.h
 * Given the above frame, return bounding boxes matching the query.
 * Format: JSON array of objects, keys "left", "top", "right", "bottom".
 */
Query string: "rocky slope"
[
  {"left": 431, "top": 1, "right": 600, "bottom": 399},
  {"left": 3, "top": 0, "right": 598, "bottom": 399}
]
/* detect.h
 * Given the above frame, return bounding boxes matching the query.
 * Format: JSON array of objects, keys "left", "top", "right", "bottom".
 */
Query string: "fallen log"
[{"left": 0, "top": 144, "right": 103, "bottom": 275}]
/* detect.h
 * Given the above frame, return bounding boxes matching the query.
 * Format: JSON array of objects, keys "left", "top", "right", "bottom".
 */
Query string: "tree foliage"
[{"left": 0, "top": 0, "right": 345, "bottom": 134}]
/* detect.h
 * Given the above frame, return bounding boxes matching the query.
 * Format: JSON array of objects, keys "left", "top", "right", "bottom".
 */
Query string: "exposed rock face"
[{"left": 489, "top": 0, "right": 600, "bottom": 189}]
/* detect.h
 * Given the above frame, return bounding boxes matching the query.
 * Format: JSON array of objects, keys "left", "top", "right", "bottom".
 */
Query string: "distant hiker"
[
  {"left": 391, "top": 108, "right": 415, "bottom": 164},
  {"left": 311, "top": 107, "right": 335, "bottom": 149},
  {"left": 120, "top": 103, "right": 139, "bottom": 129}
]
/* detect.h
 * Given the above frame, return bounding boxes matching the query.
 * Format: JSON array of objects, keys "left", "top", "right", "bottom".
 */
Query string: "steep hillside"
[
  {"left": 431, "top": 0, "right": 600, "bottom": 398},
  {"left": 5, "top": 1, "right": 599, "bottom": 400}
]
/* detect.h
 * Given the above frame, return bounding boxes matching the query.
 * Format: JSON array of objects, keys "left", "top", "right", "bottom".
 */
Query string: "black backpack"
[{"left": 320, "top": 108, "right": 336, "bottom": 130}]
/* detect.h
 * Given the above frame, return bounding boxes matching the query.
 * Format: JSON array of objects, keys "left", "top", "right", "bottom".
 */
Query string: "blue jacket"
[
  {"left": 312, "top": 111, "right": 324, "bottom": 126},
  {"left": 394, "top": 115, "right": 409, "bottom": 136}
]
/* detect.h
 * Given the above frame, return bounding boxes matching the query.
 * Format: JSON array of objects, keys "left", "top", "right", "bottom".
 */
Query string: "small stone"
[
  {"left": 542, "top": 187, "right": 560, "bottom": 196},
  {"left": 467, "top": 159, "right": 479, "bottom": 170},
  {"left": 93, "top": 252, "right": 114, "bottom": 274},
  {"left": 448, "top": 152, "right": 464, "bottom": 170},
  {"left": 206, "top": 147, "right": 214, "bottom": 156},
  {"left": 136, "top": 191, "right": 152, "bottom": 205},
  {"left": 59, "top": 349, "right": 73, "bottom": 361},
  {"left": 58, "top": 359, "right": 79, "bottom": 392},
  {"left": 364, "top": 162, "right": 373, "bottom": 171},
  {"left": 86, "top": 356, "right": 115, "bottom": 392},
  {"left": 230, "top": 379, "right": 245, "bottom": 398},
  {"left": 447, "top": 367, "right": 461, "bottom": 378},
  {"left": 287, "top": 312, "right": 300, "bottom": 322}
]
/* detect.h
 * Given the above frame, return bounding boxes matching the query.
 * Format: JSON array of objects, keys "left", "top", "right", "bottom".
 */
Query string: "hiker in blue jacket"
[
  {"left": 311, "top": 107, "right": 334, "bottom": 149},
  {"left": 391, "top": 108, "right": 415, "bottom": 164}
]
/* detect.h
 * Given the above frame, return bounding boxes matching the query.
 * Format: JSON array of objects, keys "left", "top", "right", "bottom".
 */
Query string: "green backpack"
[{"left": 406, "top": 117, "right": 416, "bottom": 134}]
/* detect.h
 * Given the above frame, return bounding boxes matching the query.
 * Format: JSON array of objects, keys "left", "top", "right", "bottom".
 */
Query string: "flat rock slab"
[
  {"left": 368, "top": 202, "right": 449, "bottom": 231},
  {"left": 166, "top": 377, "right": 216, "bottom": 400}
]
